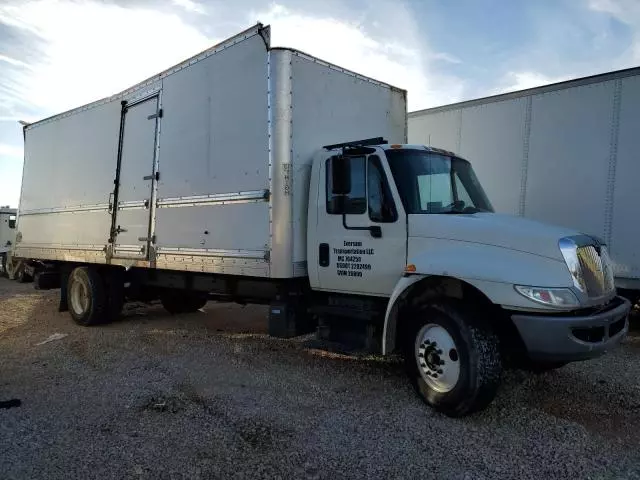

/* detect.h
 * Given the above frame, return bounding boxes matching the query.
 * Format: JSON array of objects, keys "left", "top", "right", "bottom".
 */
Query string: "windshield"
[{"left": 386, "top": 149, "right": 493, "bottom": 214}]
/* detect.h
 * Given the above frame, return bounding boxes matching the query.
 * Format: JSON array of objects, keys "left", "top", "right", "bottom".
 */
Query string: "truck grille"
[{"left": 576, "top": 245, "right": 614, "bottom": 298}]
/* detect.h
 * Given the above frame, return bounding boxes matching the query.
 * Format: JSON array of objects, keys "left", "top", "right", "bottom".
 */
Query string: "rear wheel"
[
  {"left": 0, "top": 253, "right": 6, "bottom": 277},
  {"left": 16, "top": 265, "right": 33, "bottom": 283},
  {"left": 67, "top": 267, "right": 107, "bottom": 326},
  {"left": 404, "top": 300, "right": 502, "bottom": 417},
  {"left": 160, "top": 291, "right": 208, "bottom": 314}
]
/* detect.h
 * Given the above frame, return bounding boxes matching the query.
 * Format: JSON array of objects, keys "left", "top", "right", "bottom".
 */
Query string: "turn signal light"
[{"left": 405, "top": 264, "right": 416, "bottom": 273}]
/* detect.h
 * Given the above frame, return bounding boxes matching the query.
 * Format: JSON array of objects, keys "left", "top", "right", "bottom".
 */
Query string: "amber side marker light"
[
  {"left": 390, "top": 144, "right": 403, "bottom": 149},
  {"left": 405, "top": 264, "right": 417, "bottom": 273}
]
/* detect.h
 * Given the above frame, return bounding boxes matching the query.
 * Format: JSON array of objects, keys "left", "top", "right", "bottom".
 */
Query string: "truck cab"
[
  {"left": 0, "top": 207, "right": 17, "bottom": 274},
  {"left": 307, "top": 139, "right": 630, "bottom": 416}
]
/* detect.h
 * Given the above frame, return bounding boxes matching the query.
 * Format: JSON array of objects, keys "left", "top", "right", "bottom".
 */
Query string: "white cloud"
[
  {"left": 172, "top": 0, "right": 207, "bottom": 15},
  {"left": 0, "top": 0, "right": 213, "bottom": 116},
  {"left": 252, "top": 3, "right": 464, "bottom": 110},
  {"left": 497, "top": 71, "right": 570, "bottom": 94},
  {"left": 0, "top": 143, "right": 23, "bottom": 158},
  {"left": 588, "top": 0, "right": 640, "bottom": 65},
  {"left": 430, "top": 52, "right": 462, "bottom": 64},
  {"left": 0, "top": 54, "right": 30, "bottom": 68}
]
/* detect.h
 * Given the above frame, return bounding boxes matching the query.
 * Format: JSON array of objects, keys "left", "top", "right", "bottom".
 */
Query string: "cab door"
[{"left": 313, "top": 152, "right": 407, "bottom": 296}]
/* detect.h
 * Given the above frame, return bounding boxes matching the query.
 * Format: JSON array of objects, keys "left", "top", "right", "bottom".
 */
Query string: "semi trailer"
[
  {"left": 408, "top": 67, "right": 640, "bottom": 305},
  {"left": 0, "top": 206, "right": 16, "bottom": 274},
  {"left": 11, "top": 24, "right": 630, "bottom": 416}
]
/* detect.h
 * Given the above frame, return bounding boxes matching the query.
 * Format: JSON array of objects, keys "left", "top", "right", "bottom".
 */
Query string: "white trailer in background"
[
  {"left": 408, "top": 67, "right": 640, "bottom": 303},
  {"left": 11, "top": 24, "right": 630, "bottom": 416},
  {"left": 0, "top": 206, "right": 16, "bottom": 273}
]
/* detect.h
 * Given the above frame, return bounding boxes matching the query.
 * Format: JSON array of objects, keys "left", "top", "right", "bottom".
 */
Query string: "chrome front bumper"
[{"left": 511, "top": 296, "right": 630, "bottom": 362}]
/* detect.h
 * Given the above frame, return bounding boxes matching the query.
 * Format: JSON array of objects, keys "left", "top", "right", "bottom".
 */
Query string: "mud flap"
[{"left": 58, "top": 268, "right": 70, "bottom": 312}]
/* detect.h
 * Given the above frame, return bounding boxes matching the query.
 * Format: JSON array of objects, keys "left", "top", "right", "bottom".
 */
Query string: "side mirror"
[{"left": 330, "top": 155, "right": 351, "bottom": 195}]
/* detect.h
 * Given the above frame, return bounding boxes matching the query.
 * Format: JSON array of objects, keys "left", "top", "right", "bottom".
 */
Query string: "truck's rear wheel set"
[{"left": 405, "top": 301, "right": 502, "bottom": 417}]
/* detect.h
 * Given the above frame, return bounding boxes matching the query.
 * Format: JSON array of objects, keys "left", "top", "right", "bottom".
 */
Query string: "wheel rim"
[
  {"left": 69, "top": 274, "right": 89, "bottom": 316},
  {"left": 415, "top": 323, "right": 460, "bottom": 393}
]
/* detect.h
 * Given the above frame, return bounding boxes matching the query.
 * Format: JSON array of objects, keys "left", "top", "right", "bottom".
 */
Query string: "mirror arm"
[{"left": 341, "top": 214, "right": 382, "bottom": 238}]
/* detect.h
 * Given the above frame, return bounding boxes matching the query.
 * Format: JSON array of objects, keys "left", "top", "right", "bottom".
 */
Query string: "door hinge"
[
  {"left": 143, "top": 172, "right": 160, "bottom": 181},
  {"left": 138, "top": 235, "right": 156, "bottom": 243},
  {"left": 147, "top": 109, "right": 163, "bottom": 120}
]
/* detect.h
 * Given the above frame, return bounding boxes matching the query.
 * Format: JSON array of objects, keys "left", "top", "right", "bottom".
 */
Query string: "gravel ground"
[{"left": 1, "top": 277, "right": 639, "bottom": 479}]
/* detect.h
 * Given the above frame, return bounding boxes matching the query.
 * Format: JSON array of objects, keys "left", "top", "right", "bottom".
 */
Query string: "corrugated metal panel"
[
  {"left": 610, "top": 76, "right": 640, "bottom": 278},
  {"left": 153, "top": 31, "right": 269, "bottom": 259},
  {"left": 458, "top": 98, "right": 529, "bottom": 215},
  {"left": 525, "top": 81, "right": 615, "bottom": 236},
  {"left": 407, "top": 109, "right": 459, "bottom": 153},
  {"left": 410, "top": 66, "right": 640, "bottom": 116}
]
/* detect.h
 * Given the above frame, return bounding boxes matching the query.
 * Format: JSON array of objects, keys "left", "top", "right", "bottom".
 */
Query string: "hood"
[{"left": 408, "top": 212, "right": 579, "bottom": 261}]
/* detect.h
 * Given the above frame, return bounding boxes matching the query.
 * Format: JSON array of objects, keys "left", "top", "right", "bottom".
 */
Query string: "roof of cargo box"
[
  {"left": 409, "top": 65, "right": 640, "bottom": 116},
  {"left": 24, "top": 23, "right": 405, "bottom": 131}
]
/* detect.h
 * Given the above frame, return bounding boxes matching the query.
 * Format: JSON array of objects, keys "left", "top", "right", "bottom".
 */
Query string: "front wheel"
[{"left": 404, "top": 301, "right": 502, "bottom": 417}]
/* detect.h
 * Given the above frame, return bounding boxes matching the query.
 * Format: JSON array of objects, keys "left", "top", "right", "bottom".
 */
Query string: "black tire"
[
  {"left": 403, "top": 300, "right": 502, "bottom": 417},
  {"left": 16, "top": 266, "right": 32, "bottom": 283},
  {"left": 0, "top": 253, "right": 6, "bottom": 278},
  {"left": 67, "top": 267, "right": 107, "bottom": 326},
  {"left": 160, "top": 291, "right": 208, "bottom": 314}
]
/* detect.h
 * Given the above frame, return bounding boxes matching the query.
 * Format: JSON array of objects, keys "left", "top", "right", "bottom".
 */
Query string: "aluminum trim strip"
[
  {"left": 156, "top": 247, "right": 267, "bottom": 259},
  {"left": 16, "top": 243, "right": 105, "bottom": 251},
  {"left": 20, "top": 204, "right": 110, "bottom": 215},
  {"left": 157, "top": 190, "right": 269, "bottom": 208},
  {"left": 117, "top": 200, "right": 147, "bottom": 210}
]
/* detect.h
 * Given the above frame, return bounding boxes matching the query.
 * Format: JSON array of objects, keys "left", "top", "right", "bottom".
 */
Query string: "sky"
[{"left": 0, "top": 0, "right": 639, "bottom": 206}]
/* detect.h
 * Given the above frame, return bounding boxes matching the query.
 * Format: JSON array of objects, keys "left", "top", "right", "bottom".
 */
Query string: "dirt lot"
[{"left": 1, "top": 277, "right": 639, "bottom": 479}]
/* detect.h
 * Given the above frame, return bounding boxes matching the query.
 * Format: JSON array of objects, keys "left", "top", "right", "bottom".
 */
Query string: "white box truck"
[
  {"left": 0, "top": 206, "right": 17, "bottom": 273},
  {"left": 12, "top": 24, "right": 630, "bottom": 416},
  {"left": 408, "top": 67, "right": 640, "bottom": 305}
]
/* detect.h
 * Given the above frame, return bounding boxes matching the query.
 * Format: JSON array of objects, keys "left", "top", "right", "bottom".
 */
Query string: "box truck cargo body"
[
  {"left": 16, "top": 26, "right": 405, "bottom": 278},
  {"left": 12, "top": 24, "right": 630, "bottom": 417},
  {"left": 408, "top": 67, "right": 640, "bottom": 300}
]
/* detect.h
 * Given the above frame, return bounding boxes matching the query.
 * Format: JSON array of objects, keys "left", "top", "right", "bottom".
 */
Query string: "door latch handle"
[
  {"left": 115, "top": 225, "right": 127, "bottom": 234},
  {"left": 319, "top": 243, "right": 330, "bottom": 267}
]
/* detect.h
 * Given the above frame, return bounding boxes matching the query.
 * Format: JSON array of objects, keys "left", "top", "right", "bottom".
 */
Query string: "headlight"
[
  {"left": 559, "top": 237, "right": 586, "bottom": 292},
  {"left": 515, "top": 286, "right": 580, "bottom": 308}
]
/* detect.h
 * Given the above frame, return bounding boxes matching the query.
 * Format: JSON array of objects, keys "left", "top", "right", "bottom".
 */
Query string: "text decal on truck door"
[{"left": 333, "top": 241, "right": 374, "bottom": 277}]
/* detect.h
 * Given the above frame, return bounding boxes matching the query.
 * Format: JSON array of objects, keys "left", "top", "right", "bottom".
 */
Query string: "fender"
[
  {"left": 381, "top": 239, "right": 573, "bottom": 355},
  {"left": 382, "top": 274, "right": 426, "bottom": 355}
]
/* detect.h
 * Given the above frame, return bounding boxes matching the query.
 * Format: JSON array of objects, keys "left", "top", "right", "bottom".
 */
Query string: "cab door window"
[
  {"left": 326, "top": 156, "right": 366, "bottom": 214},
  {"left": 367, "top": 155, "right": 397, "bottom": 223},
  {"left": 326, "top": 154, "right": 396, "bottom": 222}
]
